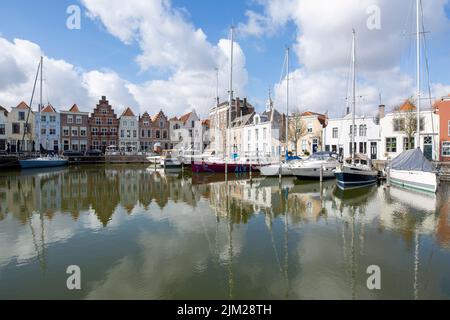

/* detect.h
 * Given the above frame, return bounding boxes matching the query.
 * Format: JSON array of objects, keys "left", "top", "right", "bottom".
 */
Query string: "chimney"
[
  {"left": 243, "top": 98, "right": 247, "bottom": 107},
  {"left": 378, "top": 104, "right": 385, "bottom": 119},
  {"left": 102, "top": 96, "right": 106, "bottom": 100}
]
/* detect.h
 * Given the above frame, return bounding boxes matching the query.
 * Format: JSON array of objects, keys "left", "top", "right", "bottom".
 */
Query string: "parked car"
[
  {"left": 85, "top": 149, "right": 103, "bottom": 156},
  {"left": 63, "top": 151, "right": 84, "bottom": 157}
]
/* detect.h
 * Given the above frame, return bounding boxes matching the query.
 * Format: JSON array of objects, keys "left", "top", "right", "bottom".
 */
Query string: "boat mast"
[
  {"left": 226, "top": 26, "right": 234, "bottom": 175},
  {"left": 39, "top": 55, "right": 43, "bottom": 152},
  {"left": 286, "top": 47, "right": 289, "bottom": 159},
  {"left": 215, "top": 67, "right": 219, "bottom": 153},
  {"left": 351, "top": 30, "right": 356, "bottom": 165},
  {"left": 416, "top": 0, "right": 421, "bottom": 150}
]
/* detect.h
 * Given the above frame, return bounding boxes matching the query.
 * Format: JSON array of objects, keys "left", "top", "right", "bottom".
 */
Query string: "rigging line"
[{"left": 22, "top": 60, "right": 41, "bottom": 149}]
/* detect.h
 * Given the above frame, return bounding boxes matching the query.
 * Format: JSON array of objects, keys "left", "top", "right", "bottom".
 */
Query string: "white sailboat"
[
  {"left": 260, "top": 47, "right": 295, "bottom": 177},
  {"left": 290, "top": 151, "right": 339, "bottom": 179},
  {"left": 389, "top": 0, "right": 438, "bottom": 193},
  {"left": 19, "top": 56, "right": 68, "bottom": 169},
  {"left": 334, "top": 30, "right": 378, "bottom": 189}
]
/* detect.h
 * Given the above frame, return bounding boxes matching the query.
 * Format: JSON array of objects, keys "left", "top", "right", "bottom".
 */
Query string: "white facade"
[
  {"left": 323, "top": 113, "right": 381, "bottom": 160},
  {"left": 35, "top": 105, "right": 61, "bottom": 152},
  {"left": 0, "top": 106, "right": 9, "bottom": 151},
  {"left": 170, "top": 110, "right": 208, "bottom": 153},
  {"left": 379, "top": 109, "right": 439, "bottom": 161},
  {"left": 243, "top": 113, "right": 281, "bottom": 159},
  {"left": 119, "top": 108, "right": 139, "bottom": 151}
]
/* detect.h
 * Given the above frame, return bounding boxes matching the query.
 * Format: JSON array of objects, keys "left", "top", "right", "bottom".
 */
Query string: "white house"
[
  {"left": 323, "top": 110, "right": 381, "bottom": 160},
  {"left": 35, "top": 104, "right": 61, "bottom": 152},
  {"left": 242, "top": 96, "right": 284, "bottom": 159},
  {"left": 0, "top": 106, "right": 9, "bottom": 151},
  {"left": 119, "top": 107, "right": 139, "bottom": 152},
  {"left": 379, "top": 101, "right": 439, "bottom": 161}
]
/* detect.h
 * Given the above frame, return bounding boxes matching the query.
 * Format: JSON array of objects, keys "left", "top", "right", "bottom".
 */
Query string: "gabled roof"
[
  {"left": 16, "top": 101, "right": 30, "bottom": 109},
  {"left": 151, "top": 110, "right": 166, "bottom": 122},
  {"left": 69, "top": 104, "right": 80, "bottom": 113},
  {"left": 121, "top": 107, "right": 135, "bottom": 117},
  {"left": 398, "top": 99, "right": 416, "bottom": 111},
  {"left": 201, "top": 119, "right": 210, "bottom": 127},
  {"left": 0, "top": 105, "right": 8, "bottom": 116},
  {"left": 41, "top": 104, "right": 57, "bottom": 113},
  {"left": 179, "top": 111, "right": 194, "bottom": 124},
  {"left": 169, "top": 116, "right": 180, "bottom": 121}
]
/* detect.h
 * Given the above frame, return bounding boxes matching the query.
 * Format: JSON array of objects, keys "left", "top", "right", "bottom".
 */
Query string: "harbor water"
[{"left": 0, "top": 165, "right": 449, "bottom": 299}]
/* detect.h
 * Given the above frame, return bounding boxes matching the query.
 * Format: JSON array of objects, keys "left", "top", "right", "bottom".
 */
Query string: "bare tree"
[
  {"left": 288, "top": 108, "right": 307, "bottom": 155},
  {"left": 392, "top": 99, "right": 422, "bottom": 150}
]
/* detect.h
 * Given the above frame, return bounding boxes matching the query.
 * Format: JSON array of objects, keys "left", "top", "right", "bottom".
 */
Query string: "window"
[
  {"left": 442, "top": 142, "right": 450, "bottom": 157},
  {"left": 101, "top": 108, "right": 107, "bottom": 115},
  {"left": 307, "top": 122, "right": 313, "bottom": 133},
  {"left": 301, "top": 139, "right": 307, "bottom": 152},
  {"left": 121, "top": 130, "right": 124, "bottom": 138},
  {"left": 80, "top": 142, "right": 87, "bottom": 151},
  {"left": 359, "top": 142, "right": 367, "bottom": 154},
  {"left": 141, "top": 129, "right": 145, "bottom": 138},
  {"left": 156, "top": 130, "right": 160, "bottom": 139},
  {"left": 163, "top": 130, "right": 167, "bottom": 139},
  {"left": 49, "top": 128, "right": 56, "bottom": 135},
  {"left": 110, "top": 128, "right": 117, "bottom": 134},
  {"left": 123, "top": 121, "right": 127, "bottom": 127},
  {"left": 12, "top": 123, "right": 20, "bottom": 134},
  {"left": 403, "top": 137, "right": 414, "bottom": 150},
  {"left": 255, "top": 129, "right": 259, "bottom": 141},
  {"left": 263, "top": 128, "right": 267, "bottom": 140},
  {"left": 71, "top": 128, "right": 78, "bottom": 136},
  {"left": 63, "top": 127, "right": 69, "bottom": 136},
  {"left": 126, "top": 130, "right": 131, "bottom": 138},
  {"left": 80, "top": 128, "right": 87, "bottom": 136},
  {"left": 160, "top": 121, "right": 164, "bottom": 128},
  {"left": 68, "top": 116, "right": 73, "bottom": 124},
  {"left": 101, "top": 128, "right": 108, "bottom": 135},
  {"left": 325, "top": 145, "right": 330, "bottom": 152},
  {"left": 349, "top": 142, "right": 357, "bottom": 155},
  {"left": 92, "top": 127, "right": 98, "bottom": 135},
  {"left": 95, "top": 118, "right": 101, "bottom": 125},
  {"left": 349, "top": 125, "right": 357, "bottom": 136},
  {"left": 130, "top": 121, "right": 134, "bottom": 127},
  {"left": 359, "top": 125, "right": 367, "bottom": 137},
  {"left": 41, "top": 128, "right": 46, "bottom": 135},
  {"left": 0, "top": 124, "right": 5, "bottom": 135},
  {"left": 19, "top": 112, "right": 25, "bottom": 121},
  {"left": 191, "top": 121, "right": 195, "bottom": 128},
  {"left": 49, "top": 116, "right": 56, "bottom": 123},
  {"left": 332, "top": 127, "right": 338, "bottom": 139},
  {"left": 332, "top": 145, "right": 337, "bottom": 153},
  {"left": 133, "top": 130, "right": 137, "bottom": 138},
  {"left": 41, "top": 115, "right": 46, "bottom": 122},
  {"left": 147, "top": 130, "right": 151, "bottom": 138},
  {"left": 393, "top": 119, "right": 404, "bottom": 132},
  {"left": 76, "top": 116, "right": 82, "bottom": 124},
  {"left": 108, "top": 118, "right": 113, "bottom": 125},
  {"left": 386, "top": 137, "right": 397, "bottom": 153},
  {"left": 144, "top": 121, "right": 149, "bottom": 126},
  {"left": 63, "top": 140, "right": 69, "bottom": 151}
]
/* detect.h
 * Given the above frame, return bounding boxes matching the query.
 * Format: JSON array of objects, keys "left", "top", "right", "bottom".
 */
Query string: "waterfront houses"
[
  {"left": 209, "top": 98, "right": 255, "bottom": 157},
  {"left": 170, "top": 110, "right": 202, "bottom": 151},
  {"left": 150, "top": 110, "right": 170, "bottom": 151},
  {"left": 0, "top": 106, "right": 8, "bottom": 151},
  {"left": 119, "top": 107, "right": 139, "bottom": 152},
  {"left": 8, "top": 101, "right": 35, "bottom": 152},
  {"left": 138, "top": 112, "right": 153, "bottom": 152},
  {"left": 290, "top": 111, "right": 327, "bottom": 156},
  {"left": 89, "top": 96, "right": 119, "bottom": 151},
  {"left": 60, "top": 104, "right": 89, "bottom": 152},
  {"left": 379, "top": 100, "right": 439, "bottom": 161},
  {"left": 323, "top": 109, "right": 381, "bottom": 159},
  {"left": 243, "top": 96, "right": 285, "bottom": 158},
  {"left": 435, "top": 95, "right": 450, "bottom": 162},
  {"left": 35, "top": 104, "right": 61, "bottom": 152},
  {"left": 230, "top": 111, "right": 254, "bottom": 157}
]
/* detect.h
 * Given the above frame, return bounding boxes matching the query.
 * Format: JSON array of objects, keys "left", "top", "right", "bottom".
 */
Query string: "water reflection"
[{"left": 0, "top": 165, "right": 449, "bottom": 299}]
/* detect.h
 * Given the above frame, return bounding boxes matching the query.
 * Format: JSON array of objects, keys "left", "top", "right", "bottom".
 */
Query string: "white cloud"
[{"left": 240, "top": 0, "right": 450, "bottom": 116}]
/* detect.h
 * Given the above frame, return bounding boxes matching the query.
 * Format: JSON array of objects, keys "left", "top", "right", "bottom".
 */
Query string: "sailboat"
[
  {"left": 19, "top": 56, "right": 68, "bottom": 169},
  {"left": 334, "top": 30, "right": 378, "bottom": 189},
  {"left": 388, "top": 0, "right": 438, "bottom": 193},
  {"left": 191, "top": 27, "right": 252, "bottom": 174},
  {"left": 260, "top": 47, "right": 295, "bottom": 177}
]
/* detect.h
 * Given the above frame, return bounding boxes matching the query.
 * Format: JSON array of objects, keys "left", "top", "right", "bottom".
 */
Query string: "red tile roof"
[
  {"left": 16, "top": 101, "right": 30, "bottom": 109},
  {"left": 398, "top": 99, "right": 416, "bottom": 111},
  {"left": 179, "top": 112, "right": 193, "bottom": 124},
  {"left": 169, "top": 116, "right": 180, "bottom": 121},
  {"left": 151, "top": 110, "right": 166, "bottom": 122},
  {"left": 121, "top": 107, "right": 135, "bottom": 117},
  {"left": 41, "top": 104, "right": 57, "bottom": 113},
  {"left": 69, "top": 104, "right": 80, "bottom": 113}
]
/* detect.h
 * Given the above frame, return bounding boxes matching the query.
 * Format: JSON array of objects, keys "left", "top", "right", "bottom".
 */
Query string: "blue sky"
[{"left": 0, "top": 0, "right": 449, "bottom": 117}]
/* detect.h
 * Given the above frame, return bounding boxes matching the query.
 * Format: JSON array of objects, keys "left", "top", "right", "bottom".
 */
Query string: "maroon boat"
[{"left": 191, "top": 160, "right": 256, "bottom": 173}]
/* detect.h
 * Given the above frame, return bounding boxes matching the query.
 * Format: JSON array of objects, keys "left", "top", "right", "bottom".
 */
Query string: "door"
[
  {"left": 370, "top": 142, "right": 377, "bottom": 160},
  {"left": 423, "top": 136, "right": 433, "bottom": 160},
  {"left": 312, "top": 138, "right": 319, "bottom": 153}
]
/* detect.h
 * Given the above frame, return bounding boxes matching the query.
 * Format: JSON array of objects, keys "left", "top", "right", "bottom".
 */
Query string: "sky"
[{"left": 0, "top": 0, "right": 449, "bottom": 119}]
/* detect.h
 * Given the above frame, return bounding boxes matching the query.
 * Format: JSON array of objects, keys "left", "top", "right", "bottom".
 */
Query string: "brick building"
[
  {"left": 138, "top": 112, "right": 153, "bottom": 152},
  {"left": 150, "top": 110, "right": 170, "bottom": 151},
  {"left": 60, "top": 104, "right": 89, "bottom": 152},
  {"left": 88, "top": 96, "right": 119, "bottom": 151}
]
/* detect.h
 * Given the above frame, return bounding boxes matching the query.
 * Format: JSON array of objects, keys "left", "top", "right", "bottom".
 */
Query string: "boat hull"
[
  {"left": 291, "top": 166, "right": 336, "bottom": 179},
  {"left": 389, "top": 169, "right": 437, "bottom": 193},
  {"left": 259, "top": 163, "right": 292, "bottom": 176},
  {"left": 19, "top": 159, "right": 68, "bottom": 169},
  {"left": 191, "top": 161, "right": 251, "bottom": 173},
  {"left": 334, "top": 167, "right": 377, "bottom": 189}
]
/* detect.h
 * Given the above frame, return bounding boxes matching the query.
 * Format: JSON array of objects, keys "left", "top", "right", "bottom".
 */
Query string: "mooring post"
[{"left": 386, "top": 166, "right": 391, "bottom": 187}]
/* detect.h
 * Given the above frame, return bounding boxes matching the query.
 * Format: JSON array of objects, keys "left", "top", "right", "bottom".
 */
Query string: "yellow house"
[
  {"left": 8, "top": 101, "right": 36, "bottom": 152},
  {"left": 289, "top": 111, "right": 327, "bottom": 156}
]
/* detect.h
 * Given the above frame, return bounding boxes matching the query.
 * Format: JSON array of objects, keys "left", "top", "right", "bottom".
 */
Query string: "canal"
[{"left": 0, "top": 165, "right": 449, "bottom": 299}]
